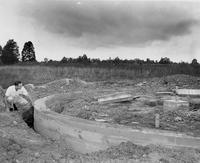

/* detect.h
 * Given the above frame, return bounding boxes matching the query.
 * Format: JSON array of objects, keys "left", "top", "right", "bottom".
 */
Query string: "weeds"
[{"left": 0, "top": 64, "right": 199, "bottom": 88}]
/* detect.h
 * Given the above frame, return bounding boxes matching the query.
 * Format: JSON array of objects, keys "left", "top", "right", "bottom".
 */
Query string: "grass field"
[
  {"left": 0, "top": 64, "right": 199, "bottom": 88},
  {"left": 0, "top": 65, "right": 138, "bottom": 88}
]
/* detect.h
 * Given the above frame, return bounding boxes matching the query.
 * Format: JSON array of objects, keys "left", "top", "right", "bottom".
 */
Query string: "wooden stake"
[
  {"left": 155, "top": 113, "right": 160, "bottom": 128},
  {"left": 175, "top": 86, "right": 178, "bottom": 101}
]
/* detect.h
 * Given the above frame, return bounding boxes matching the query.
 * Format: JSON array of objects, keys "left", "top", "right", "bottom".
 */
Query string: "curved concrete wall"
[{"left": 34, "top": 93, "right": 200, "bottom": 154}]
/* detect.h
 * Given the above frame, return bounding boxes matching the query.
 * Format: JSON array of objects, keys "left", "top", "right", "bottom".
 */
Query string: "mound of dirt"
[{"left": 150, "top": 74, "right": 200, "bottom": 89}]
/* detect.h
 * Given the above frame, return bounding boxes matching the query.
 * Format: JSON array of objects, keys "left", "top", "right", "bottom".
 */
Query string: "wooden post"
[
  {"left": 155, "top": 113, "right": 160, "bottom": 128},
  {"left": 175, "top": 86, "right": 178, "bottom": 101}
]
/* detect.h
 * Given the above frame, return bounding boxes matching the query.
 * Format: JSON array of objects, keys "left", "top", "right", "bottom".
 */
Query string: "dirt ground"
[{"left": 1, "top": 74, "right": 200, "bottom": 163}]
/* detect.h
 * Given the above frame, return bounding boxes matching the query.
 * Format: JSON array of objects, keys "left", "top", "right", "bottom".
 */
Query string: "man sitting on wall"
[{"left": 4, "top": 81, "right": 33, "bottom": 112}]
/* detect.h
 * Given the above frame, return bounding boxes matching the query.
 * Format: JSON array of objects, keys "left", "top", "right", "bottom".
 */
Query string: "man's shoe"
[
  {"left": 13, "top": 104, "right": 18, "bottom": 111},
  {"left": 9, "top": 108, "right": 14, "bottom": 111}
]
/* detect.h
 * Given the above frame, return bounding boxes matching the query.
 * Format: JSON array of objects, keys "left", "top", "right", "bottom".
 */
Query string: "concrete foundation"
[
  {"left": 34, "top": 93, "right": 200, "bottom": 154},
  {"left": 163, "top": 100, "right": 189, "bottom": 112}
]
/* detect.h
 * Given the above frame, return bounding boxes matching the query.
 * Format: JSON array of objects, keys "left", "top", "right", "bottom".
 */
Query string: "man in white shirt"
[{"left": 4, "top": 81, "right": 33, "bottom": 112}]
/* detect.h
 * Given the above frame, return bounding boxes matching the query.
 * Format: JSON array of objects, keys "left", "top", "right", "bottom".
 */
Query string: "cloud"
[{"left": 17, "top": 1, "right": 199, "bottom": 49}]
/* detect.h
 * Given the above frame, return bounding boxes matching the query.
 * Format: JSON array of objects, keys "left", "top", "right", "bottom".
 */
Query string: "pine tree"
[
  {"left": 0, "top": 45, "right": 2, "bottom": 64},
  {"left": 21, "top": 41, "right": 36, "bottom": 62},
  {"left": 191, "top": 59, "right": 198, "bottom": 65},
  {"left": 0, "top": 45, "right": 2, "bottom": 55},
  {"left": 1, "top": 39, "right": 20, "bottom": 64}
]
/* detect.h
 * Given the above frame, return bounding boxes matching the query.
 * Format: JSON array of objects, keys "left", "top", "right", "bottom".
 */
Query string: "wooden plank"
[
  {"left": 177, "top": 89, "right": 200, "bottom": 96},
  {"left": 98, "top": 93, "right": 133, "bottom": 104},
  {"left": 156, "top": 92, "right": 174, "bottom": 95}
]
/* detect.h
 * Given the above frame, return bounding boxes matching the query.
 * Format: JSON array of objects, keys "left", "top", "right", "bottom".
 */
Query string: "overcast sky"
[{"left": 0, "top": 0, "right": 200, "bottom": 62}]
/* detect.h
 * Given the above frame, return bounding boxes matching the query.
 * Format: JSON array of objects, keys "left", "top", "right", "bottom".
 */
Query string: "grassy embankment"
[{"left": 0, "top": 64, "right": 199, "bottom": 88}]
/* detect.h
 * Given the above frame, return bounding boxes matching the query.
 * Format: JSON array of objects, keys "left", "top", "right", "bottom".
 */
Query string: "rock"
[
  {"left": 84, "top": 105, "right": 90, "bottom": 111},
  {"left": 99, "top": 113, "right": 109, "bottom": 117},
  {"left": 175, "top": 116, "right": 182, "bottom": 122},
  {"left": 52, "top": 153, "right": 62, "bottom": 160},
  {"left": 15, "top": 160, "right": 20, "bottom": 163},
  {"left": 137, "top": 83, "right": 144, "bottom": 86},
  {"left": 119, "top": 120, "right": 129, "bottom": 124},
  {"left": 34, "top": 152, "right": 40, "bottom": 158},
  {"left": 13, "top": 121, "right": 18, "bottom": 125},
  {"left": 131, "top": 122, "right": 139, "bottom": 125},
  {"left": 95, "top": 119, "right": 107, "bottom": 122},
  {"left": 36, "top": 85, "right": 47, "bottom": 89},
  {"left": 144, "top": 99, "right": 157, "bottom": 107}
]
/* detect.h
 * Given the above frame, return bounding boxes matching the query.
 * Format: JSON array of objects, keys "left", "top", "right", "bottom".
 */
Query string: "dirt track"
[{"left": 1, "top": 75, "right": 200, "bottom": 162}]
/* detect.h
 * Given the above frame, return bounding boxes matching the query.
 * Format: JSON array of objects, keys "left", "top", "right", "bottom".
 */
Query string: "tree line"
[
  {"left": 0, "top": 39, "right": 36, "bottom": 65},
  {"left": 58, "top": 54, "right": 199, "bottom": 67},
  {"left": 0, "top": 39, "right": 199, "bottom": 68}
]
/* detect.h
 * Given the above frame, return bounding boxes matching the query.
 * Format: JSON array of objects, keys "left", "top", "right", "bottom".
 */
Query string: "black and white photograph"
[{"left": 0, "top": 0, "right": 200, "bottom": 162}]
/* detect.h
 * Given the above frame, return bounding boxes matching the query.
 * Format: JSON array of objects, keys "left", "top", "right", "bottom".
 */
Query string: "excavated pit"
[
  {"left": 34, "top": 92, "right": 200, "bottom": 154},
  {"left": 22, "top": 106, "right": 34, "bottom": 128}
]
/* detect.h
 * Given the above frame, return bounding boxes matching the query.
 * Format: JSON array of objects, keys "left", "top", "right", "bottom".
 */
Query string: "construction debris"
[{"left": 98, "top": 92, "right": 133, "bottom": 104}]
